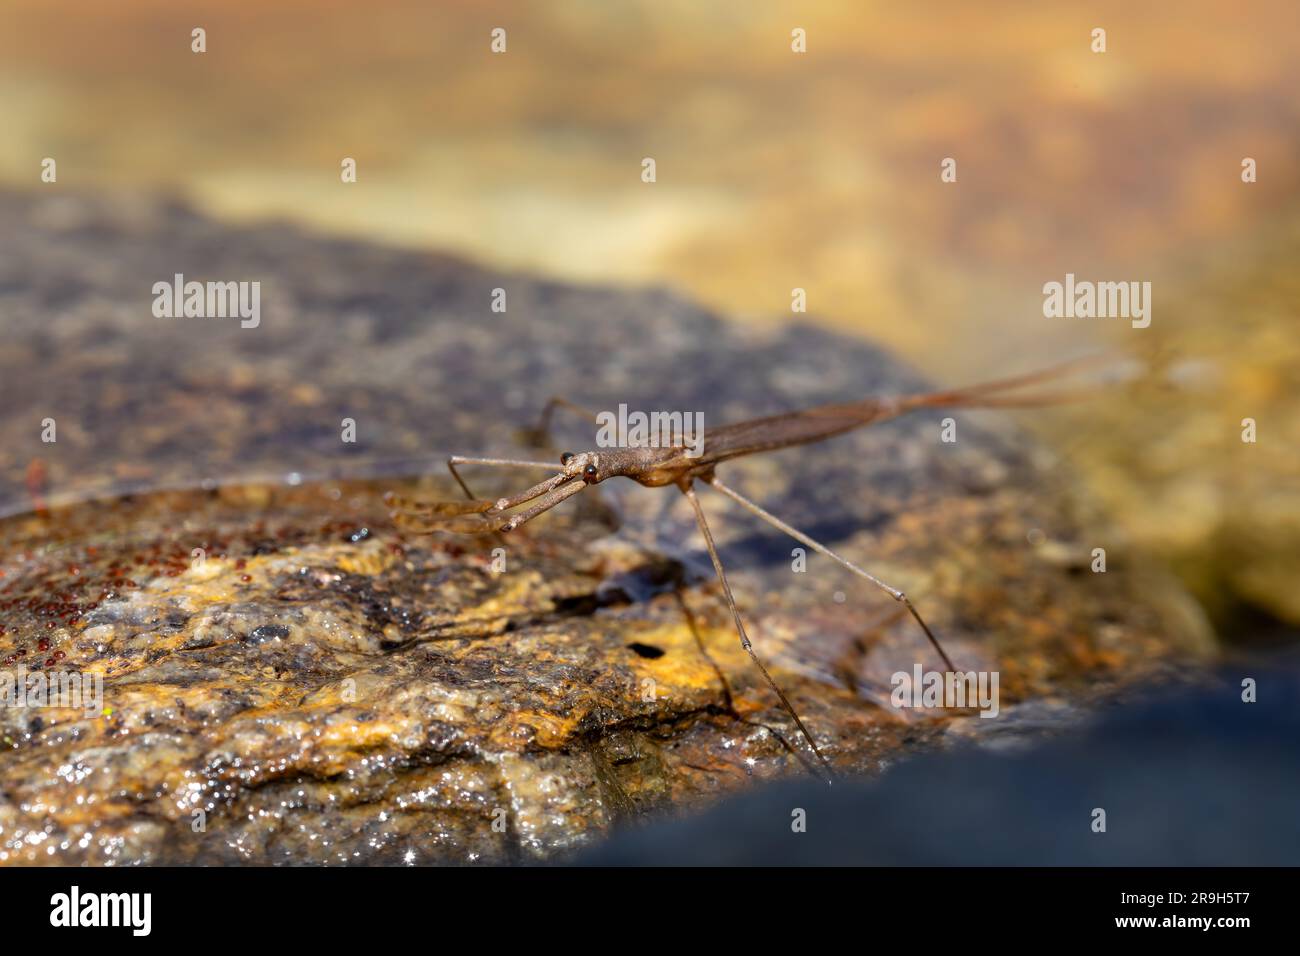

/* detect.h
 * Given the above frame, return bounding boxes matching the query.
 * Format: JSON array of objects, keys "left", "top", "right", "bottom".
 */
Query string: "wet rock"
[
  {"left": 0, "top": 191, "right": 1212, "bottom": 865},
  {"left": 246, "top": 624, "right": 291, "bottom": 645}
]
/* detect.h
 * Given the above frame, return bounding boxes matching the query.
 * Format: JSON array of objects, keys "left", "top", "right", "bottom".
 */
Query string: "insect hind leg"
[{"left": 703, "top": 474, "right": 958, "bottom": 674}]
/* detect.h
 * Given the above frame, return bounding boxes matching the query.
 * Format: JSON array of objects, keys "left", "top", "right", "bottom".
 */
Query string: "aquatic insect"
[{"left": 389, "top": 357, "right": 1111, "bottom": 779}]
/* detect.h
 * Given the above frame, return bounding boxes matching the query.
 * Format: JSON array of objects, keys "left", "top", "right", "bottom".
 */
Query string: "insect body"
[{"left": 390, "top": 356, "right": 1110, "bottom": 779}]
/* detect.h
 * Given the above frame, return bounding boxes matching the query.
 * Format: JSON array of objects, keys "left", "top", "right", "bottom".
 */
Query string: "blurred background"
[{"left": 2, "top": 0, "right": 1298, "bottom": 642}]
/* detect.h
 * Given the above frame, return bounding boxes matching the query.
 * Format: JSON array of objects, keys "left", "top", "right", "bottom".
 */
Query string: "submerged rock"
[{"left": 0, "top": 192, "right": 1212, "bottom": 864}]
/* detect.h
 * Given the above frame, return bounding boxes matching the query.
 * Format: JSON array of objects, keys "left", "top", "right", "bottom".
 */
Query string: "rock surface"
[{"left": 0, "top": 192, "right": 1213, "bottom": 864}]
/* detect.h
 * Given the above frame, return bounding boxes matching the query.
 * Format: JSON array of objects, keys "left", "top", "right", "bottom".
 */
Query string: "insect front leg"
[
  {"left": 446, "top": 456, "right": 557, "bottom": 502},
  {"left": 519, "top": 396, "right": 600, "bottom": 449}
]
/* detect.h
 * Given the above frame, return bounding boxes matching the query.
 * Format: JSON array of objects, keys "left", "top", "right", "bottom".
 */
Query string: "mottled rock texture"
[{"left": 0, "top": 192, "right": 1211, "bottom": 864}]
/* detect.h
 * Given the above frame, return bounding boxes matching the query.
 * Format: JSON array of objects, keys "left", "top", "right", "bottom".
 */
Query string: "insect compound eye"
[
  {"left": 560, "top": 452, "right": 574, "bottom": 465},
  {"left": 583, "top": 464, "right": 598, "bottom": 481}
]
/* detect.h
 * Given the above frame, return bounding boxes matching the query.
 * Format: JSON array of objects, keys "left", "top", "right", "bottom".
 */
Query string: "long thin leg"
[
  {"left": 447, "top": 456, "right": 557, "bottom": 505},
  {"left": 449, "top": 455, "right": 559, "bottom": 475},
  {"left": 521, "top": 400, "right": 625, "bottom": 533},
  {"left": 704, "top": 475, "right": 957, "bottom": 673},
  {"left": 394, "top": 476, "right": 586, "bottom": 535},
  {"left": 390, "top": 457, "right": 568, "bottom": 546},
  {"left": 386, "top": 457, "right": 559, "bottom": 514},
  {"left": 681, "top": 482, "right": 833, "bottom": 780},
  {"left": 672, "top": 588, "right": 735, "bottom": 713},
  {"left": 496, "top": 478, "right": 587, "bottom": 532},
  {"left": 523, "top": 397, "right": 600, "bottom": 449}
]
